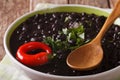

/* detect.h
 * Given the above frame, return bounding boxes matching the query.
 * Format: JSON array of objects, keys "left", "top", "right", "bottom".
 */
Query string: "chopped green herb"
[{"left": 43, "top": 25, "right": 85, "bottom": 54}]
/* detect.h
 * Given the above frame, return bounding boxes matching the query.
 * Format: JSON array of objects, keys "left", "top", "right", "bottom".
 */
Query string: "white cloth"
[{"left": 0, "top": 55, "right": 31, "bottom": 80}]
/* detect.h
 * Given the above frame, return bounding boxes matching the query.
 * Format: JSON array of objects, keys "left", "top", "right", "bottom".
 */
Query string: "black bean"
[{"left": 10, "top": 12, "right": 120, "bottom": 76}]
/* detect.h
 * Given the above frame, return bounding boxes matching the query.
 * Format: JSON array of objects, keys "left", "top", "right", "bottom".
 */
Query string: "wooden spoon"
[{"left": 66, "top": 0, "right": 120, "bottom": 70}]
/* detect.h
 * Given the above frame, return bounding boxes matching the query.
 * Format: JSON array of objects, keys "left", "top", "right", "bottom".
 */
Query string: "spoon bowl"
[
  {"left": 66, "top": 0, "right": 120, "bottom": 70},
  {"left": 67, "top": 42, "right": 103, "bottom": 70}
]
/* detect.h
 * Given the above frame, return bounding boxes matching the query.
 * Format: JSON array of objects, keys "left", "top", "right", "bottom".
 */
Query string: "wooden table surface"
[{"left": 0, "top": 0, "right": 118, "bottom": 61}]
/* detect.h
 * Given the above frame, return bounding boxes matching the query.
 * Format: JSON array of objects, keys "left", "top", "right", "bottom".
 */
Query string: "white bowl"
[{"left": 3, "top": 4, "right": 120, "bottom": 80}]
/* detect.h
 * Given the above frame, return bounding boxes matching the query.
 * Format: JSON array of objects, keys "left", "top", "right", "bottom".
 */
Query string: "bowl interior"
[{"left": 5, "top": 6, "right": 109, "bottom": 51}]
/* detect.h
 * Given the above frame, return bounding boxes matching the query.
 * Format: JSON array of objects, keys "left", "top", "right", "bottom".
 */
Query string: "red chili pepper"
[{"left": 16, "top": 42, "right": 52, "bottom": 66}]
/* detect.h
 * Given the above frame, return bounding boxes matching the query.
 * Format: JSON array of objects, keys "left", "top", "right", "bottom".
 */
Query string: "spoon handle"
[{"left": 94, "top": 0, "right": 120, "bottom": 43}]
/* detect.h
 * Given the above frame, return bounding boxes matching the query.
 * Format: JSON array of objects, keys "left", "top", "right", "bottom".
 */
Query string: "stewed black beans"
[{"left": 10, "top": 12, "right": 120, "bottom": 76}]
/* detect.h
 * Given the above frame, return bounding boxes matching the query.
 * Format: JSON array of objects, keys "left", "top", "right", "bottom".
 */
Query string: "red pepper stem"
[{"left": 47, "top": 54, "right": 56, "bottom": 60}]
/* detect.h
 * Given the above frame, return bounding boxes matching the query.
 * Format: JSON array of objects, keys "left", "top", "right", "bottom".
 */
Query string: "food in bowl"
[{"left": 9, "top": 11, "right": 120, "bottom": 76}]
